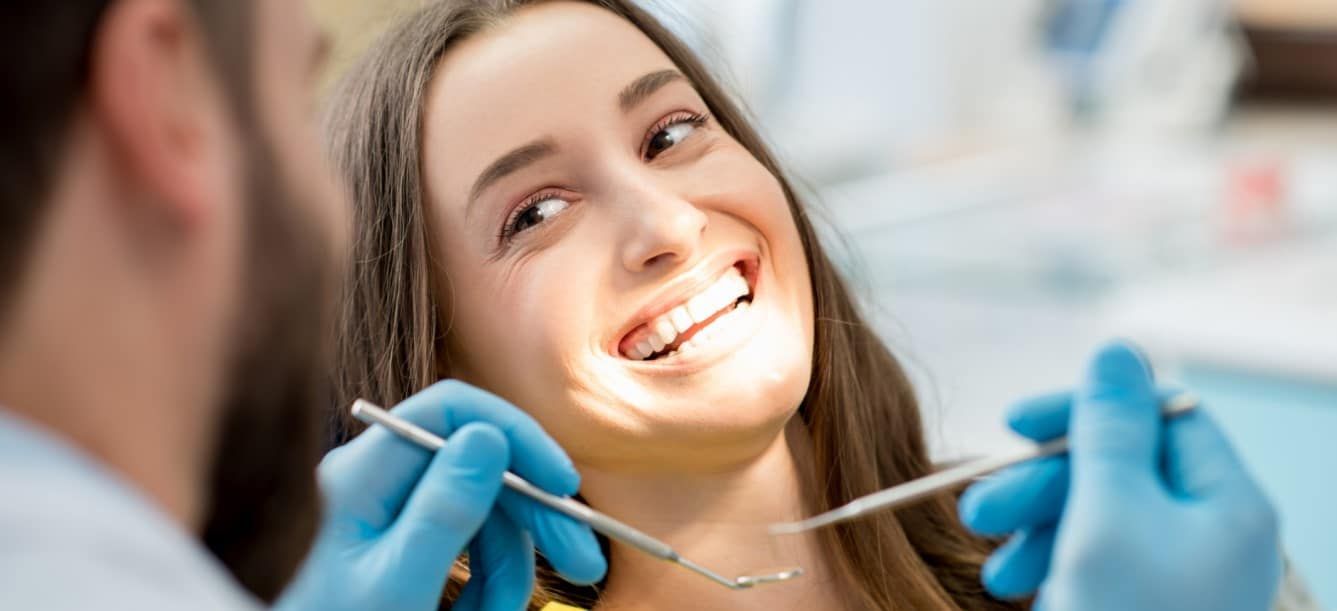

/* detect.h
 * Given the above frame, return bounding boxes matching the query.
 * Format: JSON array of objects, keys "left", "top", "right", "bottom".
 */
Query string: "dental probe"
[
  {"left": 351, "top": 399, "right": 803, "bottom": 590},
  {"left": 769, "top": 393, "right": 1201, "bottom": 536}
]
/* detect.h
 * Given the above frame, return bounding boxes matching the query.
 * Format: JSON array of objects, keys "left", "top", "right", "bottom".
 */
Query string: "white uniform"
[{"left": 0, "top": 410, "right": 261, "bottom": 610}]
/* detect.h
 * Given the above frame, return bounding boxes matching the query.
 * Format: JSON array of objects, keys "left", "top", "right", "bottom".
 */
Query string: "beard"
[{"left": 199, "top": 131, "right": 338, "bottom": 603}]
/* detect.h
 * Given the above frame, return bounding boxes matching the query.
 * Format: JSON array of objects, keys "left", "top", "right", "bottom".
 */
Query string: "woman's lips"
[
  {"left": 615, "top": 257, "right": 759, "bottom": 361},
  {"left": 619, "top": 292, "right": 764, "bottom": 375},
  {"left": 619, "top": 264, "right": 751, "bottom": 360}
]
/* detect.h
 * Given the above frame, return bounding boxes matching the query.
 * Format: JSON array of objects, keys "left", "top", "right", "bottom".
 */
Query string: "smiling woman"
[{"left": 322, "top": 1, "right": 1018, "bottom": 610}]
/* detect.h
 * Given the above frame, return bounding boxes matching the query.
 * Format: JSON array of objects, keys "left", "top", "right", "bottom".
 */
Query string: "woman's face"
[{"left": 421, "top": 2, "right": 813, "bottom": 471}]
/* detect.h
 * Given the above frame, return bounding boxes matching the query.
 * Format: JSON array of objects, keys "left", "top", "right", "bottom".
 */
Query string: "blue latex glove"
[
  {"left": 275, "top": 380, "right": 606, "bottom": 611},
  {"left": 958, "top": 342, "right": 1282, "bottom": 611}
]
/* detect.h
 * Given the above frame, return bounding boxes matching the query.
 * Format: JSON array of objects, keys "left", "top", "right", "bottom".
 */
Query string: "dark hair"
[
  {"left": 0, "top": 1, "right": 251, "bottom": 328},
  {"left": 325, "top": 1, "right": 1023, "bottom": 609}
]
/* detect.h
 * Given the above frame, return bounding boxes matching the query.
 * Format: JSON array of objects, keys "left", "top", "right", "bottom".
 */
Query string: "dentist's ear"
[{"left": 90, "top": 0, "right": 238, "bottom": 230}]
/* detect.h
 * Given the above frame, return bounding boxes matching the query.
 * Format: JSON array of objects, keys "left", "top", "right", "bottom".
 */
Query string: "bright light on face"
[{"left": 419, "top": 2, "right": 814, "bottom": 473}]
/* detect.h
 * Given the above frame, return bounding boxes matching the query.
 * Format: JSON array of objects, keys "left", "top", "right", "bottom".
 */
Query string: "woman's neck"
[{"left": 578, "top": 419, "right": 848, "bottom": 611}]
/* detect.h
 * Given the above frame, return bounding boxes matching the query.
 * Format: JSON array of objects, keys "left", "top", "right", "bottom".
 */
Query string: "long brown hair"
[{"left": 324, "top": 1, "right": 1020, "bottom": 609}]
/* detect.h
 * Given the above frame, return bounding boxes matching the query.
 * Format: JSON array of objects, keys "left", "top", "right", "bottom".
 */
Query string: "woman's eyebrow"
[
  {"left": 619, "top": 69, "right": 685, "bottom": 113},
  {"left": 465, "top": 70, "right": 684, "bottom": 216},
  {"left": 467, "top": 138, "right": 558, "bottom": 216}
]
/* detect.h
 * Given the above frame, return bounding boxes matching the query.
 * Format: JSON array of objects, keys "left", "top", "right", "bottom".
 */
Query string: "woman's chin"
[
  {"left": 566, "top": 304, "right": 812, "bottom": 467},
  {"left": 624, "top": 330, "right": 811, "bottom": 439}
]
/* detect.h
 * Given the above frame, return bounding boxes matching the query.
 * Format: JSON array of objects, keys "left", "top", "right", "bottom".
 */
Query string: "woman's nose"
[{"left": 617, "top": 189, "right": 708, "bottom": 273}]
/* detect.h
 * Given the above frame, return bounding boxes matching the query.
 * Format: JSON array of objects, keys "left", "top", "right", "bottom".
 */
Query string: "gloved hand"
[
  {"left": 275, "top": 380, "right": 606, "bottom": 611},
  {"left": 958, "top": 341, "right": 1282, "bottom": 611}
]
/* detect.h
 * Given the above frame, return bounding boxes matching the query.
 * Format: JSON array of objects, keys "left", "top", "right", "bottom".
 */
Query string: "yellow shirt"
[{"left": 542, "top": 604, "right": 586, "bottom": 611}]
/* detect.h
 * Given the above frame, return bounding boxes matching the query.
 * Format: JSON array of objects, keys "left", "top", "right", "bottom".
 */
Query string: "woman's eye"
[
  {"left": 506, "top": 196, "right": 570, "bottom": 238},
  {"left": 644, "top": 114, "right": 706, "bottom": 161}
]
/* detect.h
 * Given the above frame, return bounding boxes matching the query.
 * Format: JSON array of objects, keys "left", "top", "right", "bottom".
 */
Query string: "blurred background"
[{"left": 312, "top": 0, "right": 1336, "bottom": 606}]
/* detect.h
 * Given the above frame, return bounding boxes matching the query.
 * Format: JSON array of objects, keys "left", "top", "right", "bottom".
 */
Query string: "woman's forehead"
[
  {"left": 438, "top": 2, "right": 670, "bottom": 80},
  {"left": 421, "top": 3, "right": 680, "bottom": 195}
]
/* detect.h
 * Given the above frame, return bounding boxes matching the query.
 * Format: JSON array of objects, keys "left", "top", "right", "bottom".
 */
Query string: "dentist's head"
[{"left": 0, "top": 0, "right": 347, "bottom": 600}]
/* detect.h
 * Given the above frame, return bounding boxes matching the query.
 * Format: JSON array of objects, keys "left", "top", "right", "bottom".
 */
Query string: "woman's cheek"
[
  {"left": 708, "top": 152, "right": 791, "bottom": 228},
  {"left": 495, "top": 269, "right": 583, "bottom": 378}
]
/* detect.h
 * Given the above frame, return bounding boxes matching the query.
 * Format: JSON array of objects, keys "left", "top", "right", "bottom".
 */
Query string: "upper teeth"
[{"left": 624, "top": 267, "right": 750, "bottom": 360}]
